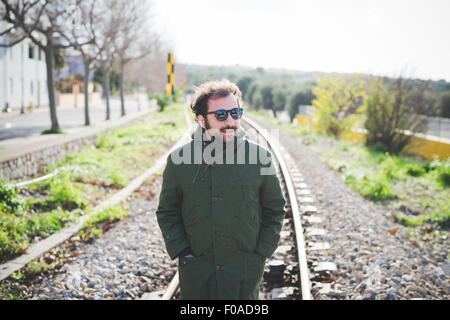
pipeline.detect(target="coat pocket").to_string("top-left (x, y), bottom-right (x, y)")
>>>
top-left (178, 255), bottom-right (213, 300)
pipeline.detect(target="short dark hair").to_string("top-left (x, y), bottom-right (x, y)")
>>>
top-left (190, 80), bottom-right (243, 117)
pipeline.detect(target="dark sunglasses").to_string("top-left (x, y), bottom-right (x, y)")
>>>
top-left (204, 108), bottom-right (243, 121)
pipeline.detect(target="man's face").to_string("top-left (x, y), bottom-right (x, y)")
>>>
top-left (197, 94), bottom-right (240, 142)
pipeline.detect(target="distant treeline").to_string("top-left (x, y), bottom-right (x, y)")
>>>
top-left (184, 65), bottom-right (450, 119)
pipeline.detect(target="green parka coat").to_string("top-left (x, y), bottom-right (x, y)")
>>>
top-left (156, 124), bottom-right (286, 300)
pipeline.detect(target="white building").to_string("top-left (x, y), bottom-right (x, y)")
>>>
top-left (0, 35), bottom-right (49, 112)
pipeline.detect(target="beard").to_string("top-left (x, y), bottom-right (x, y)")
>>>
top-left (204, 117), bottom-right (237, 143)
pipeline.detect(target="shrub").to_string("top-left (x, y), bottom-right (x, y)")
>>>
top-left (96, 133), bottom-right (116, 150)
top-left (0, 179), bottom-right (24, 214)
top-left (312, 74), bottom-right (366, 137)
top-left (47, 173), bottom-right (86, 209)
top-left (346, 173), bottom-right (398, 201)
top-left (437, 163), bottom-right (450, 188)
top-left (364, 77), bottom-right (425, 154)
top-left (405, 164), bottom-right (426, 177)
top-left (369, 142), bottom-right (388, 154)
top-left (0, 213), bottom-right (29, 258)
top-left (156, 94), bottom-right (169, 112)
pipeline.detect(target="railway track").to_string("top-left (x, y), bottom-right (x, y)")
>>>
top-left (154, 115), bottom-right (330, 300)
top-left (3, 109), bottom-right (444, 301)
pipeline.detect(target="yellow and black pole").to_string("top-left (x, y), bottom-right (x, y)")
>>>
top-left (166, 52), bottom-right (174, 102)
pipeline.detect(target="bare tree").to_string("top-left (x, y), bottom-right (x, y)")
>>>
top-left (94, 0), bottom-right (121, 120)
top-left (113, 0), bottom-right (156, 116)
top-left (125, 40), bottom-right (181, 95)
top-left (60, 0), bottom-right (97, 125)
top-left (0, 0), bottom-right (91, 132)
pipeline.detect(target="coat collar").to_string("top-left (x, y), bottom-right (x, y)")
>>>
top-left (190, 123), bottom-right (247, 184)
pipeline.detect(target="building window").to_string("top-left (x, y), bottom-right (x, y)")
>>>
top-left (10, 78), bottom-right (13, 96)
top-left (28, 44), bottom-right (34, 59)
top-left (38, 48), bottom-right (42, 60)
top-left (9, 46), bottom-right (13, 59)
top-left (30, 81), bottom-right (34, 95)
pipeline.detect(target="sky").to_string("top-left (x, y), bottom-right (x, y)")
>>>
top-left (150, 0), bottom-right (450, 81)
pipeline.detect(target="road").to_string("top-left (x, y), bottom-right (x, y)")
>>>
top-left (0, 98), bottom-right (156, 141)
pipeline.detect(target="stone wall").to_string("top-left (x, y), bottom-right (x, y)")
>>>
top-left (0, 135), bottom-right (98, 181)
top-left (0, 108), bottom-right (153, 182)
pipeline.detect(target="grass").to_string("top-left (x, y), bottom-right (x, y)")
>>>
top-left (77, 205), bottom-right (128, 242)
top-left (41, 129), bottom-right (66, 135)
top-left (0, 103), bottom-right (188, 262)
top-left (312, 138), bottom-right (449, 228)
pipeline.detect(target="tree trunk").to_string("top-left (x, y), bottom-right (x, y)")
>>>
top-left (45, 38), bottom-right (60, 132)
top-left (272, 109), bottom-right (277, 118)
top-left (103, 65), bottom-right (111, 120)
top-left (120, 61), bottom-right (125, 116)
top-left (83, 57), bottom-right (90, 126)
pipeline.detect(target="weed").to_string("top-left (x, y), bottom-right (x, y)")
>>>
top-left (437, 164), bottom-right (450, 188)
top-left (0, 179), bottom-right (25, 214)
top-left (78, 205), bottom-right (127, 241)
top-left (10, 269), bottom-right (24, 280)
top-left (405, 164), bottom-right (426, 177)
top-left (0, 283), bottom-right (22, 300)
top-left (346, 173), bottom-right (398, 201)
top-left (48, 173), bottom-right (85, 209)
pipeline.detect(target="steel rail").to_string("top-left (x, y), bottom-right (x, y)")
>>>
top-left (242, 116), bottom-right (312, 300)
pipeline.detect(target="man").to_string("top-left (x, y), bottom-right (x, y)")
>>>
top-left (156, 80), bottom-right (286, 300)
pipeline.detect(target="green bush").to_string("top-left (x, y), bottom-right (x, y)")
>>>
top-left (364, 77), bottom-right (425, 154)
top-left (47, 173), bottom-right (86, 209)
top-left (156, 94), bottom-right (169, 112)
top-left (0, 208), bottom-right (79, 259)
top-left (0, 180), bottom-right (25, 214)
top-left (96, 133), bottom-right (116, 150)
top-left (26, 210), bottom-right (68, 238)
top-left (405, 164), bottom-right (426, 177)
top-left (437, 164), bottom-right (450, 188)
top-left (346, 173), bottom-right (398, 201)
top-left (369, 141), bottom-right (388, 154)
top-left (420, 158), bottom-right (442, 173)
top-left (0, 214), bottom-right (29, 258)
